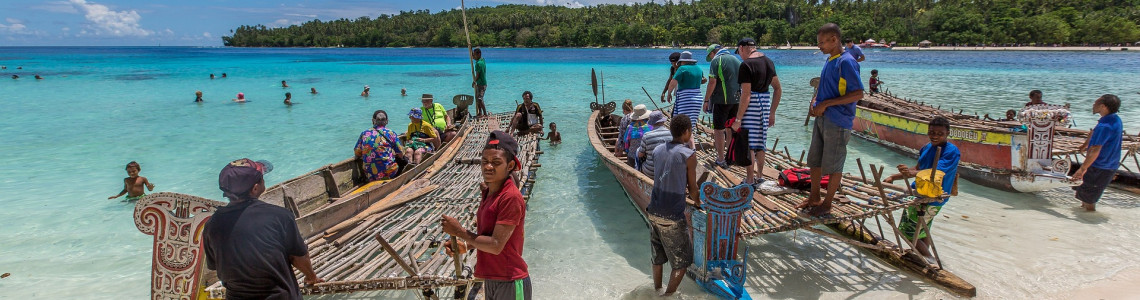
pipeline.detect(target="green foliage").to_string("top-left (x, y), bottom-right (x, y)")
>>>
top-left (223, 1), bottom-right (1140, 47)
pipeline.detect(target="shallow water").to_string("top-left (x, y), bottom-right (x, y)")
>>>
top-left (0, 47), bottom-right (1138, 299)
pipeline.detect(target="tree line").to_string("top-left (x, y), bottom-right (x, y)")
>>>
top-left (222, 0), bottom-right (1140, 47)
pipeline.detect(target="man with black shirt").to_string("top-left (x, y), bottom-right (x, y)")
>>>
top-left (203, 158), bottom-right (322, 299)
top-left (510, 91), bottom-right (544, 135)
top-left (731, 38), bottom-right (783, 187)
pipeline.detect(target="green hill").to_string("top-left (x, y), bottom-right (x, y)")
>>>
top-left (223, 0), bottom-right (1140, 47)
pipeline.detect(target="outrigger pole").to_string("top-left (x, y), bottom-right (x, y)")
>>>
top-left (461, 0), bottom-right (477, 101)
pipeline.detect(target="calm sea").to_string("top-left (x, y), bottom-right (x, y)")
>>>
top-left (1, 47), bottom-right (1138, 299)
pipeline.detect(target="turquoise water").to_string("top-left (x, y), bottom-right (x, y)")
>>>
top-left (1, 47), bottom-right (1138, 299)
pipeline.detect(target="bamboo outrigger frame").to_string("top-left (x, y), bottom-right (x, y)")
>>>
top-left (587, 102), bottom-right (977, 297)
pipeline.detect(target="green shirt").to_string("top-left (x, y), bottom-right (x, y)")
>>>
top-left (423, 103), bottom-right (448, 130)
top-left (475, 58), bottom-right (487, 86)
top-left (709, 52), bottom-right (742, 104)
top-left (672, 64), bottom-right (704, 90)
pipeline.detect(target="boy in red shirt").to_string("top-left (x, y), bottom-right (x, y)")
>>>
top-left (441, 131), bottom-right (530, 300)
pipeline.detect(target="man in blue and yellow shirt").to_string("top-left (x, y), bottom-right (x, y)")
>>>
top-left (798, 23), bottom-right (865, 216)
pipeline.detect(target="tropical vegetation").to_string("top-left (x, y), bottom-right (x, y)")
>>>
top-left (223, 0), bottom-right (1140, 47)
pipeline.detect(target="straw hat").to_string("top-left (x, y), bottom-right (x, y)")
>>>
top-left (631, 104), bottom-right (650, 120)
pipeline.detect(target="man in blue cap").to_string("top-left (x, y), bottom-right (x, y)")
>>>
top-left (203, 158), bottom-right (322, 299)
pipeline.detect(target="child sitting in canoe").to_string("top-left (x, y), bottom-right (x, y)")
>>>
top-left (885, 116), bottom-right (959, 266)
top-left (108, 161), bottom-right (155, 201)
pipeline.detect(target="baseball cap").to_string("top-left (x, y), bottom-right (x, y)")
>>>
top-left (486, 131), bottom-right (520, 171)
top-left (668, 52), bottom-right (681, 63)
top-left (737, 38), bottom-right (757, 46)
top-left (219, 158), bottom-right (273, 201)
top-left (705, 44), bottom-right (722, 62)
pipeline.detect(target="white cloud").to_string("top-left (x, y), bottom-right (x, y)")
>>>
top-left (6, 18), bottom-right (22, 24)
top-left (69, 0), bottom-right (152, 37)
top-left (269, 18), bottom-right (302, 28)
top-left (285, 13), bottom-right (318, 18)
top-left (0, 23), bottom-right (28, 33)
top-left (202, 32), bottom-right (212, 38)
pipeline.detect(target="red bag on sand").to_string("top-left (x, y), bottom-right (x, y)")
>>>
top-left (778, 168), bottom-right (829, 190)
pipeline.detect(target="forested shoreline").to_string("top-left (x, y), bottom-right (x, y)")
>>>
top-left (223, 0), bottom-right (1140, 47)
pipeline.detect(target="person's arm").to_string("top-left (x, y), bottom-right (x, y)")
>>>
top-left (143, 177), bottom-right (155, 191)
top-left (666, 79), bottom-right (679, 101)
top-left (441, 197), bottom-right (522, 255)
top-left (812, 90), bottom-right (863, 116)
top-left (732, 82), bottom-right (752, 131)
top-left (686, 153), bottom-right (699, 204)
top-left (203, 232), bottom-right (216, 271)
top-left (704, 76), bottom-right (718, 111)
top-left (290, 254), bottom-right (323, 285)
top-left (1074, 146), bottom-right (1102, 179)
top-left (769, 76), bottom-right (782, 126)
top-left (109, 180), bottom-right (127, 199)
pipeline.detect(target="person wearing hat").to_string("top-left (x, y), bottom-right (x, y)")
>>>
top-left (615, 99), bottom-right (636, 157)
top-left (620, 104), bottom-right (653, 167)
top-left (509, 91), bottom-right (544, 135)
top-left (356, 110), bottom-right (405, 181)
top-left (703, 43), bottom-right (743, 168)
top-left (731, 37), bottom-right (783, 188)
top-left (404, 107), bottom-right (440, 164)
top-left (232, 92), bottom-right (247, 103)
top-left (636, 110), bottom-right (672, 177)
top-left (420, 93), bottom-right (453, 139)
top-left (659, 52), bottom-right (682, 103)
top-left (203, 158), bottom-right (322, 299)
top-left (361, 85), bottom-right (370, 97)
top-left (666, 51), bottom-right (705, 142)
top-left (441, 131), bottom-right (531, 300)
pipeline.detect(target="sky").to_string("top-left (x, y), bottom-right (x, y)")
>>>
top-left (0, 0), bottom-right (643, 46)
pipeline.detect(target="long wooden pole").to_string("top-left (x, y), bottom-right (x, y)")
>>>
top-left (460, 0), bottom-right (477, 98)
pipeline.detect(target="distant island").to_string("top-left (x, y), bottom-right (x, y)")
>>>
top-left (223, 0), bottom-right (1140, 48)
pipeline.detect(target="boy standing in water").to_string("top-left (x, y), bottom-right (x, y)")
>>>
top-left (546, 122), bottom-right (562, 145)
top-left (647, 115), bottom-right (699, 296)
top-left (109, 161), bottom-right (155, 201)
top-left (869, 69), bottom-right (883, 94)
top-left (441, 131), bottom-right (531, 300)
top-left (886, 117), bottom-right (960, 265)
top-left (1073, 94), bottom-right (1123, 212)
top-left (798, 23), bottom-right (864, 216)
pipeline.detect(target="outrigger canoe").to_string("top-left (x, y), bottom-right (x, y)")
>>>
top-left (133, 104), bottom-right (471, 299)
top-left (588, 99), bottom-right (976, 298)
top-left (855, 92), bottom-right (1140, 193)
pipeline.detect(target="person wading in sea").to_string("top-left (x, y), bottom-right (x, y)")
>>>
top-left (1073, 94), bottom-right (1123, 212)
top-left (646, 114), bottom-right (699, 297)
top-left (797, 23), bottom-right (864, 216)
top-left (703, 43), bottom-right (742, 168)
top-left (203, 158), bottom-right (322, 299)
top-left (1025, 90), bottom-right (1048, 107)
top-left (731, 38), bottom-right (782, 187)
top-left (441, 131), bottom-right (531, 300)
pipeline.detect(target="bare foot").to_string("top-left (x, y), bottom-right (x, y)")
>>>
top-left (807, 203), bottom-right (832, 217)
top-left (1082, 202), bottom-right (1096, 212)
top-left (795, 199), bottom-right (822, 210)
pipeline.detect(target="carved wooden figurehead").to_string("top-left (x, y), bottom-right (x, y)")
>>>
top-left (134, 192), bottom-right (226, 300)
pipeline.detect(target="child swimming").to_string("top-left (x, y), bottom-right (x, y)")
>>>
top-left (108, 161), bottom-right (155, 201)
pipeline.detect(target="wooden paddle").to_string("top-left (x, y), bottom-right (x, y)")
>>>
top-left (591, 68), bottom-right (599, 105)
top-left (803, 77), bottom-right (822, 126)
